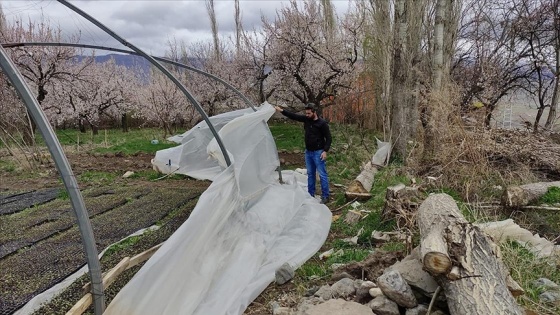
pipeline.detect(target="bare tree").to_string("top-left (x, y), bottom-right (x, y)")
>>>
top-left (390, 0), bottom-right (428, 160)
top-left (514, 0), bottom-right (557, 132)
top-left (206, 0), bottom-right (221, 60)
top-left (0, 2), bottom-right (5, 30)
top-left (262, 0), bottom-right (360, 113)
top-left (453, 0), bottom-right (533, 127)
top-left (0, 15), bottom-right (81, 144)
top-left (545, 0), bottom-right (560, 129)
top-left (234, 0), bottom-right (242, 54)
top-left (237, 29), bottom-right (276, 103)
top-left (320, 0), bottom-right (335, 42)
top-left (56, 57), bottom-right (137, 134)
top-left (359, 0), bottom-right (393, 132)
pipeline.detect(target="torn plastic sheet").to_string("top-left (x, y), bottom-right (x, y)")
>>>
top-left (105, 103), bottom-right (332, 314)
top-left (152, 106), bottom-right (258, 180)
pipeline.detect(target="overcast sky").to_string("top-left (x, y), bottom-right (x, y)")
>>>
top-left (1, 0), bottom-right (351, 56)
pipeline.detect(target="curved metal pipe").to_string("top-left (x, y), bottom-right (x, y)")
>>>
top-left (0, 46), bottom-right (106, 314)
top-left (1, 42), bottom-right (256, 111)
top-left (57, 0), bottom-right (232, 168)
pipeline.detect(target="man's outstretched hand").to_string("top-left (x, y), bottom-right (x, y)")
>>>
top-left (274, 106), bottom-right (283, 112)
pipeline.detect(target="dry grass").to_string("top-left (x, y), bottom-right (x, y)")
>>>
top-left (411, 85), bottom-right (540, 203)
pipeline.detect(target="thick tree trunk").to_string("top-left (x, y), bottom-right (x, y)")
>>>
top-left (533, 106), bottom-right (544, 133)
top-left (545, 7), bottom-right (560, 130)
top-left (121, 113), bottom-right (129, 133)
top-left (345, 162), bottom-right (378, 201)
top-left (501, 181), bottom-right (560, 208)
top-left (345, 140), bottom-right (390, 201)
top-left (418, 194), bottom-right (523, 315)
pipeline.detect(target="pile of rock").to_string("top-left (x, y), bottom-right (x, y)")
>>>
top-left (272, 248), bottom-right (446, 315)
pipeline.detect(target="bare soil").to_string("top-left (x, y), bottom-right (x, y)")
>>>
top-left (4, 128), bottom-right (560, 314)
top-left (0, 150), bottom-right (310, 315)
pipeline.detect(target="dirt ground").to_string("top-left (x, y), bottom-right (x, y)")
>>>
top-left (0, 150), bottom-right (307, 315)
top-left (3, 128), bottom-right (560, 314)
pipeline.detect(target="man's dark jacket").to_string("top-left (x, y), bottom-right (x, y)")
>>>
top-left (280, 110), bottom-right (332, 152)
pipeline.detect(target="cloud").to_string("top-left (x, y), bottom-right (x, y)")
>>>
top-left (1, 0), bottom-right (350, 56)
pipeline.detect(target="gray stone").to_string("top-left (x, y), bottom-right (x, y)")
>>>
top-left (405, 304), bottom-right (429, 315)
top-left (331, 271), bottom-right (354, 282)
top-left (367, 295), bottom-right (399, 315)
top-left (314, 285), bottom-right (333, 301)
top-left (295, 297), bottom-right (323, 315)
top-left (272, 302), bottom-right (293, 315)
top-left (276, 263), bottom-right (295, 285)
top-left (304, 286), bottom-right (320, 297)
top-left (356, 281), bottom-right (377, 302)
top-left (377, 270), bottom-right (418, 308)
top-left (539, 291), bottom-right (560, 304)
top-left (387, 258), bottom-right (438, 295)
top-left (301, 299), bottom-right (373, 315)
top-left (533, 278), bottom-right (560, 290)
top-left (331, 278), bottom-right (356, 298)
top-left (369, 287), bottom-right (383, 298)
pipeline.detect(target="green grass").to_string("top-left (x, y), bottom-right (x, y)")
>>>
top-left (326, 248), bottom-right (371, 265)
top-left (0, 159), bottom-right (16, 172)
top-left (296, 259), bottom-right (330, 280)
top-left (540, 187), bottom-right (560, 204)
top-left (36, 128), bottom-right (179, 155)
top-left (58, 189), bottom-right (69, 200)
top-left (103, 234), bottom-right (144, 257)
top-left (269, 122), bottom-right (305, 152)
top-left (501, 241), bottom-right (560, 314)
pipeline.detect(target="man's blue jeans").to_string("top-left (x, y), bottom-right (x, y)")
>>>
top-left (305, 149), bottom-right (329, 199)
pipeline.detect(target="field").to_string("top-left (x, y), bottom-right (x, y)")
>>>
top-left (1, 121), bottom-right (560, 315)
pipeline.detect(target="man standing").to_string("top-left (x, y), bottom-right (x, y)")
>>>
top-left (275, 103), bottom-right (332, 204)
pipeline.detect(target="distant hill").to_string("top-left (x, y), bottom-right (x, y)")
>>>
top-left (73, 54), bottom-right (151, 73)
top-left (74, 54), bottom-right (203, 74)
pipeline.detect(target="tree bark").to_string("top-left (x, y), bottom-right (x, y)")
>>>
top-left (545, 1), bottom-right (560, 129)
top-left (418, 194), bottom-right (523, 315)
top-left (121, 113), bottom-right (129, 133)
top-left (501, 181), bottom-right (560, 208)
top-left (345, 162), bottom-right (377, 201)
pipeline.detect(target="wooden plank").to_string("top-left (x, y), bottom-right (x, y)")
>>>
top-left (71, 244), bottom-right (162, 315)
top-left (74, 258), bottom-right (130, 314)
top-left (65, 294), bottom-right (92, 315)
top-left (103, 257), bottom-right (130, 289)
top-left (128, 243), bottom-right (162, 269)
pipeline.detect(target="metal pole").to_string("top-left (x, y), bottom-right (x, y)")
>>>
top-left (56, 0), bottom-right (232, 166)
top-left (1, 42), bottom-right (257, 111)
top-left (0, 46), bottom-right (106, 314)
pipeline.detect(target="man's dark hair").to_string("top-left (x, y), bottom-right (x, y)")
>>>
top-left (305, 103), bottom-right (316, 112)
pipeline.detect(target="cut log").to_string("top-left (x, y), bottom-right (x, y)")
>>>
top-left (417, 194), bottom-right (460, 275)
top-left (418, 194), bottom-right (524, 315)
top-left (356, 161), bottom-right (378, 192)
top-left (345, 162), bottom-right (378, 201)
top-left (501, 181), bottom-right (560, 208)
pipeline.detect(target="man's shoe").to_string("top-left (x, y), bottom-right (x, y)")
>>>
top-left (320, 197), bottom-right (329, 204)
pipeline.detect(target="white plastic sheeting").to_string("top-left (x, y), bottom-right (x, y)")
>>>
top-left (105, 103), bottom-right (332, 315)
top-left (152, 106), bottom-right (257, 180)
